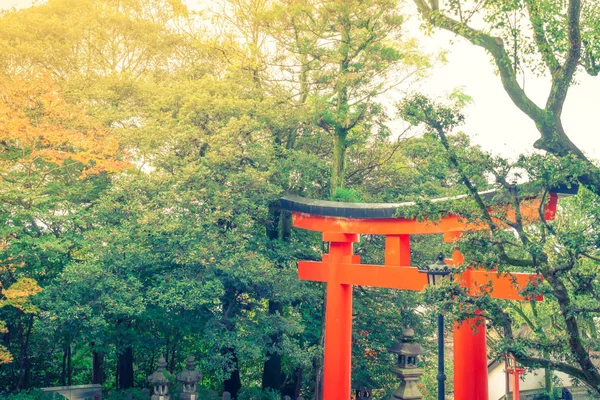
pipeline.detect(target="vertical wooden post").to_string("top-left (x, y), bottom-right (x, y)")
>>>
top-left (322, 233), bottom-right (357, 400)
top-left (453, 315), bottom-right (488, 400)
top-left (385, 234), bottom-right (410, 266)
top-left (512, 371), bottom-right (520, 400)
top-left (445, 231), bottom-right (488, 400)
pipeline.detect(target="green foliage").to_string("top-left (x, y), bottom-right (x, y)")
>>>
top-left (103, 389), bottom-right (149, 400)
top-left (8, 0), bottom-right (600, 398)
top-left (331, 188), bottom-right (363, 202)
top-left (399, 92), bottom-right (600, 395)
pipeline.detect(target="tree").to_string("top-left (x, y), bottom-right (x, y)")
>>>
top-left (0, 74), bottom-right (126, 389)
top-left (412, 0), bottom-right (600, 196)
top-left (400, 93), bottom-right (600, 395)
top-left (0, 0), bottom-right (191, 126)
top-left (0, 2), bottom-right (448, 398)
top-left (268, 0), bottom-right (430, 196)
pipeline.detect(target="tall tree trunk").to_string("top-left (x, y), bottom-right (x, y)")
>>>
top-left (16, 315), bottom-right (34, 390)
top-left (92, 346), bottom-right (105, 385)
top-left (545, 367), bottom-right (552, 394)
top-left (67, 344), bottom-right (72, 386)
top-left (330, 129), bottom-right (348, 197)
top-left (262, 202), bottom-right (285, 392)
top-left (223, 347), bottom-right (242, 399)
top-left (281, 367), bottom-right (303, 398)
top-left (168, 342), bottom-right (176, 374)
top-left (262, 301), bottom-right (283, 392)
top-left (314, 358), bottom-right (324, 400)
top-left (61, 343), bottom-right (72, 386)
top-left (117, 346), bottom-right (134, 389)
top-left (222, 289), bottom-right (241, 399)
top-left (61, 347), bottom-right (68, 386)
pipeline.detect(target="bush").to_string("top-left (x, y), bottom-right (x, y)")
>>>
top-left (2, 389), bottom-right (67, 400)
top-left (103, 388), bottom-right (149, 400)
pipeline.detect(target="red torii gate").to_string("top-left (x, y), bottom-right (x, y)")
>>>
top-left (280, 188), bottom-right (571, 400)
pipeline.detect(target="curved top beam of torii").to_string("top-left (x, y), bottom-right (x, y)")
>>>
top-left (280, 185), bottom-right (577, 236)
top-left (280, 184), bottom-right (578, 219)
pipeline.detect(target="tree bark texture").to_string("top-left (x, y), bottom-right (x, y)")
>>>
top-left (16, 315), bottom-right (34, 390)
top-left (92, 347), bottom-right (105, 385)
top-left (117, 346), bottom-right (134, 390)
top-left (331, 130), bottom-right (347, 197)
top-left (223, 347), bottom-right (242, 400)
top-left (262, 300), bottom-right (283, 392)
top-left (413, 0), bottom-right (600, 198)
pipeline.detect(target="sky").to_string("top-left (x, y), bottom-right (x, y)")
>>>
top-left (2, 0), bottom-right (599, 160)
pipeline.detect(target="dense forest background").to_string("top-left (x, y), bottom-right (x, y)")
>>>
top-left (1, 0), bottom-right (599, 399)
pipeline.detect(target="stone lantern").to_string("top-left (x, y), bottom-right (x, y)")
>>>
top-left (148, 357), bottom-right (171, 400)
top-left (176, 355), bottom-right (202, 400)
top-left (388, 328), bottom-right (425, 400)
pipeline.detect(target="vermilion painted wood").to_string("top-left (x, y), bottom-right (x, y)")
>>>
top-left (292, 193), bottom-right (558, 400)
top-left (299, 262), bottom-right (427, 291)
top-left (460, 269), bottom-right (543, 301)
top-left (384, 234), bottom-right (411, 266)
top-left (299, 261), bottom-right (541, 301)
top-left (293, 196), bottom-right (554, 236)
top-left (454, 313), bottom-right (488, 400)
top-left (322, 242), bottom-right (354, 400)
top-left (293, 212), bottom-right (477, 235)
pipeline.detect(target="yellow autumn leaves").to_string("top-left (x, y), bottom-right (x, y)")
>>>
top-left (0, 74), bottom-right (129, 177)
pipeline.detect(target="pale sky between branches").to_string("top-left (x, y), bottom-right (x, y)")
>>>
top-left (3, 0), bottom-right (599, 160)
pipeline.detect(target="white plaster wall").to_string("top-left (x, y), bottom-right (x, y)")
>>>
top-left (554, 370), bottom-right (573, 387)
top-left (490, 362), bottom-right (576, 399)
top-left (489, 363), bottom-right (548, 399)
top-left (488, 363), bottom-right (507, 400)
top-left (511, 368), bottom-right (547, 392)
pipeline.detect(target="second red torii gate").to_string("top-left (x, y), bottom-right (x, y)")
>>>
top-left (280, 188), bottom-right (573, 400)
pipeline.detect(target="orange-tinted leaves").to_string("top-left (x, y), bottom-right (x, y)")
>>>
top-left (0, 74), bottom-right (129, 177)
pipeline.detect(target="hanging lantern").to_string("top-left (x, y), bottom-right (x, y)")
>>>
top-left (417, 253), bottom-right (452, 287)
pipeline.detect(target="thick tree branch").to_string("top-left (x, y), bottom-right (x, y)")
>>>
top-left (516, 355), bottom-right (593, 384)
top-left (430, 122), bottom-right (535, 267)
top-left (545, 0), bottom-right (582, 115)
top-left (415, 0), bottom-right (600, 198)
top-left (571, 306), bottom-right (600, 314)
top-left (492, 301), bottom-right (600, 391)
top-left (582, 39), bottom-right (600, 76)
top-left (413, 0), bottom-right (545, 123)
top-left (581, 252), bottom-right (600, 262)
top-left (544, 270), bottom-right (600, 389)
top-left (524, 0), bottom-right (560, 76)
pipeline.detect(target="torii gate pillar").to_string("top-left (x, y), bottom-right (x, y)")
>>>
top-left (323, 237), bottom-right (356, 399)
top-left (454, 315), bottom-right (488, 399)
top-left (446, 233), bottom-right (489, 399)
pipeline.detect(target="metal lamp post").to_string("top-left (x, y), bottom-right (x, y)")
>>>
top-left (418, 253), bottom-right (452, 400)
